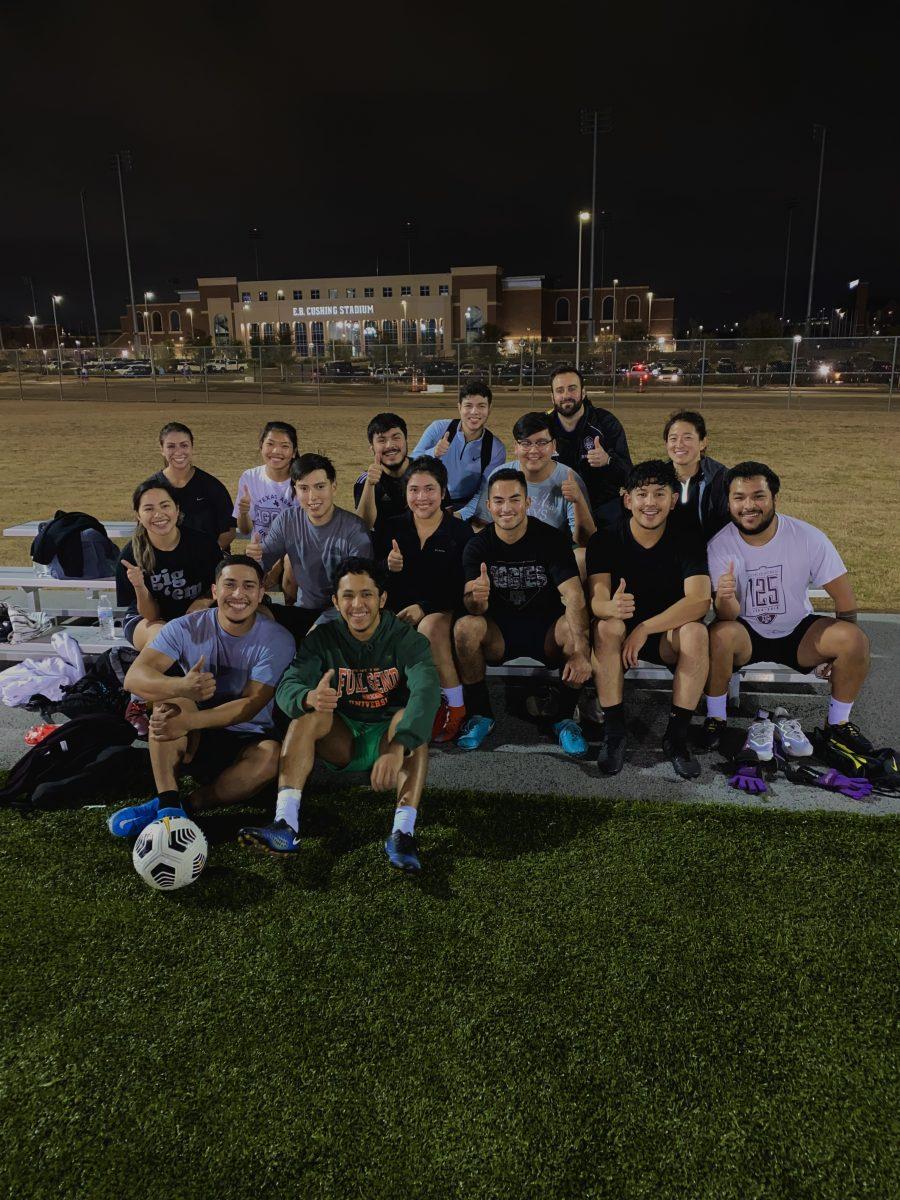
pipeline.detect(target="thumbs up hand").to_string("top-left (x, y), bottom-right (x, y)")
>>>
top-left (308, 668), bottom-right (339, 712)
top-left (717, 559), bottom-right (737, 602)
top-left (366, 449), bottom-right (384, 487)
top-left (610, 577), bottom-right (636, 620)
top-left (561, 468), bottom-right (581, 503)
top-left (246, 532), bottom-right (263, 562)
top-left (433, 428), bottom-right (452, 459)
top-left (238, 486), bottom-right (252, 516)
top-left (470, 561), bottom-right (491, 608)
top-left (585, 435), bottom-right (611, 468)
top-left (387, 538), bottom-right (404, 572)
top-left (182, 655), bottom-right (216, 702)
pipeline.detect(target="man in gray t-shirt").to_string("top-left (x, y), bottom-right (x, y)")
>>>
top-left (107, 555), bottom-right (296, 839)
top-left (247, 452), bottom-right (372, 642)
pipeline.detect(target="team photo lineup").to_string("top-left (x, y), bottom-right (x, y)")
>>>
top-left (96, 361), bottom-right (879, 876)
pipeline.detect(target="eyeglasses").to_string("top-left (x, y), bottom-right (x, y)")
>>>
top-left (517, 438), bottom-right (553, 450)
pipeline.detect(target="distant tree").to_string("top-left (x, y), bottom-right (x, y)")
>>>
top-left (479, 323), bottom-right (508, 344)
top-left (741, 312), bottom-right (782, 338)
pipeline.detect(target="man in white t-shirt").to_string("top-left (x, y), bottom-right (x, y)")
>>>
top-left (702, 461), bottom-right (872, 758)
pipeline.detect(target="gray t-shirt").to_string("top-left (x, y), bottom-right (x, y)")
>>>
top-left (151, 608), bottom-right (295, 734)
top-left (475, 460), bottom-right (590, 536)
top-left (260, 505), bottom-right (373, 610)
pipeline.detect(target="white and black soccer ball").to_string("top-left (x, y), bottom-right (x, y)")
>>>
top-left (132, 815), bottom-right (208, 891)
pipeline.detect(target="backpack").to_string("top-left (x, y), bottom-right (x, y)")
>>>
top-left (24, 646), bottom-right (138, 721)
top-left (445, 420), bottom-right (494, 509)
top-left (0, 714), bottom-right (149, 813)
top-left (811, 728), bottom-right (900, 788)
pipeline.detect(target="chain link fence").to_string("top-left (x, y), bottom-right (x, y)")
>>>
top-left (1, 336), bottom-right (897, 408)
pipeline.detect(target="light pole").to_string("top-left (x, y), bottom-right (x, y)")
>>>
top-left (113, 150), bottom-right (140, 357)
top-left (611, 278), bottom-right (619, 344)
top-left (579, 107), bottom-right (613, 345)
top-left (780, 200), bottom-right (798, 326)
top-left (28, 315), bottom-right (39, 354)
top-left (804, 125), bottom-right (827, 335)
top-left (647, 291), bottom-right (654, 346)
top-left (186, 307), bottom-right (194, 339)
top-left (575, 210), bottom-right (590, 369)
top-left (50, 295), bottom-right (64, 399)
top-left (143, 291), bottom-right (155, 358)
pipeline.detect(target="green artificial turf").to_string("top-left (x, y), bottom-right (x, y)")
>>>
top-left (0, 788), bottom-right (897, 1200)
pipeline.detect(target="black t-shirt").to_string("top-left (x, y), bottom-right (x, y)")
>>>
top-left (150, 467), bottom-right (235, 542)
top-left (586, 516), bottom-right (708, 628)
top-left (374, 509), bottom-right (474, 615)
top-left (463, 517), bottom-right (578, 624)
top-left (353, 469), bottom-right (408, 527)
top-left (116, 526), bottom-right (223, 619)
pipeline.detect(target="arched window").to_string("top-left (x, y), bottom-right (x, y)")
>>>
top-left (401, 319), bottom-right (417, 345)
top-left (625, 294), bottom-right (640, 321)
top-left (579, 296), bottom-right (590, 321)
top-left (294, 322), bottom-right (308, 354)
top-left (364, 320), bottom-right (378, 343)
top-left (137, 312), bottom-right (146, 332)
top-left (262, 322), bottom-right (274, 342)
top-left (421, 317), bottom-right (437, 346)
top-left (382, 319), bottom-right (397, 345)
top-left (311, 321), bottom-right (325, 351)
top-left (601, 295), bottom-right (614, 321)
top-left (151, 311), bottom-right (163, 333)
top-left (555, 297), bottom-right (570, 323)
top-left (169, 310), bottom-right (181, 332)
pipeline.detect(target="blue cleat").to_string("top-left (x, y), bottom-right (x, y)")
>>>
top-left (384, 831), bottom-right (421, 872)
top-left (107, 796), bottom-right (187, 838)
top-left (238, 819), bottom-right (301, 856)
top-left (456, 715), bottom-right (495, 751)
top-left (553, 719), bottom-right (588, 758)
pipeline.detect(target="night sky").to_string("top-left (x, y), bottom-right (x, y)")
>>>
top-left (3, 6), bottom-right (897, 335)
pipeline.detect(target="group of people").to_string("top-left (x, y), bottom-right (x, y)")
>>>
top-left (106, 364), bottom-right (874, 872)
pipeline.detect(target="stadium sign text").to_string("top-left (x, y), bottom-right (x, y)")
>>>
top-left (292, 304), bottom-right (375, 317)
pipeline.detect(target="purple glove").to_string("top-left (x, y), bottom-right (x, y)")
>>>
top-left (814, 769), bottom-right (874, 800)
top-left (728, 764), bottom-right (767, 794)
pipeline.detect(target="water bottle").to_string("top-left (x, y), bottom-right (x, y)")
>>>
top-left (97, 603), bottom-right (116, 639)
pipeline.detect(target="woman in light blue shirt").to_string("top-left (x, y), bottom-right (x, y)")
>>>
top-left (412, 382), bottom-right (506, 520)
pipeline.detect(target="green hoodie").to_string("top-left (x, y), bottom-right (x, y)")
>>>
top-left (276, 610), bottom-right (440, 752)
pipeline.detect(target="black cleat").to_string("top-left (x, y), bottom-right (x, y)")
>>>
top-left (596, 727), bottom-right (628, 776)
top-left (663, 734), bottom-right (701, 780)
top-left (697, 716), bottom-right (727, 752)
top-left (823, 721), bottom-right (874, 755)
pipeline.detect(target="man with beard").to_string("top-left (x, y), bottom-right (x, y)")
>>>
top-left (546, 365), bottom-right (632, 529)
top-left (107, 556), bottom-right (295, 837)
top-left (702, 461), bottom-right (873, 758)
top-left (588, 460), bottom-right (711, 779)
top-left (354, 412), bottom-right (412, 530)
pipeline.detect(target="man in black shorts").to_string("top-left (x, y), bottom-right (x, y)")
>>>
top-left (354, 413), bottom-right (411, 529)
top-left (106, 555), bottom-right (296, 838)
top-left (454, 469), bottom-right (592, 755)
top-left (588, 459), bottom-right (711, 778)
top-left (702, 461), bottom-right (873, 759)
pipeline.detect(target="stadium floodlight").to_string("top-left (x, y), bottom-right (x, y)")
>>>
top-left (575, 211), bottom-right (591, 369)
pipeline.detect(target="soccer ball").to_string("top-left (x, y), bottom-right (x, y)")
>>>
top-left (132, 815), bottom-right (208, 891)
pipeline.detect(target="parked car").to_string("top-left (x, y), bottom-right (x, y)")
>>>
top-left (206, 360), bottom-right (246, 373)
top-left (715, 358), bottom-right (737, 374)
top-left (120, 363), bottom-right (153, 377)
top-left (656, 366), bottom-right (683, 383)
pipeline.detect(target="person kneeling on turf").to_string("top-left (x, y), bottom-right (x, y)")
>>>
top-left (588, 459), bottom-right (711, 779)
top-left (454, 468), bottom-right (592, 755)
top-left (107, 556), bottom-right (296, 838)
top-left (702, 460), bottom-right (872, 759)
top-left (239, 557), bottom-right (440, 872)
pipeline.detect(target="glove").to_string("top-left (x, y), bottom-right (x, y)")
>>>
top-left (728, 763), bottom-right (767, 794)
top-left (814, 769), bottom-right (874, 800)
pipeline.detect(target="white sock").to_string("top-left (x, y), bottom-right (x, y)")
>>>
top-left (827, 698), bottom-right (853, 726)
top-left (706, 693), bottom-right (728, 721)
top-left (392, 806), bottom-right (417, 836)
top-left (442, 685), bottom-right (464, 708)
top-left (275, 787), bottom-right (302, 832)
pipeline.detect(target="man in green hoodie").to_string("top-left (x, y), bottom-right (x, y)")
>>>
top-left (239, 556), bottom-right (440, 872)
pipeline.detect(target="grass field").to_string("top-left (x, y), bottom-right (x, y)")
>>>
top-left (1, 394), bottom-right (898, 609)
top-left (1, 788), bottom-right (897, 1199)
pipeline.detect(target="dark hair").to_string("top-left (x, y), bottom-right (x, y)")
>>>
top-left (487, 467), bottom-right (528, 496)
top-left (513, 411), bottom-right (555, 443)
top-left (549, 363), bottom-right (584, 389)
top-left (259, 420), bottom-right (298, 453)
top-left (366, 412), bottom-right (408, 443)
top-left (726, 461), bottom-right (781, 497)
top-left (215, 554), bottom-right (264, 583)
top-left (405, 455), bottom-right (448, 493)
top-left (291, 452), bottom-right (336, 483)
top-left (130, 478), bottom-right (181, 573)
top-left (625, 459), bottom-right (678, 492)
top-left (460, 380), bottom-right (492, 405)
top-left (158, 421), bottom-right (193, 445)
top-left (663, 410), bottom-right (707, 443)
top-left (331, 555), bottom-right (388, 596)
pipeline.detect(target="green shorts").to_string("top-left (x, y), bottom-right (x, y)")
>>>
top-left (324, 714), bottom-right (393, 774)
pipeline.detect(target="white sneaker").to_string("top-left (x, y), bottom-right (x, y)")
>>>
top-left (7, 605), bottom-right (54, 644)
top-left (772, 707), bottom-right (814, 758)
top-left (744, 716), bottom-right (775, 761)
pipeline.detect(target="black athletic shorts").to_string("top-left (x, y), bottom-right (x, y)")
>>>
top-left (495, 613), bottom-right (559, 664)
top-left (183, 727), bottom-right (280, 783)
top-left (634, 631), bottom-right (667, 666)
top-left (268, 603), bottom-right (325, 645)
top-left (738, 613), bottom-right (821, 672)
